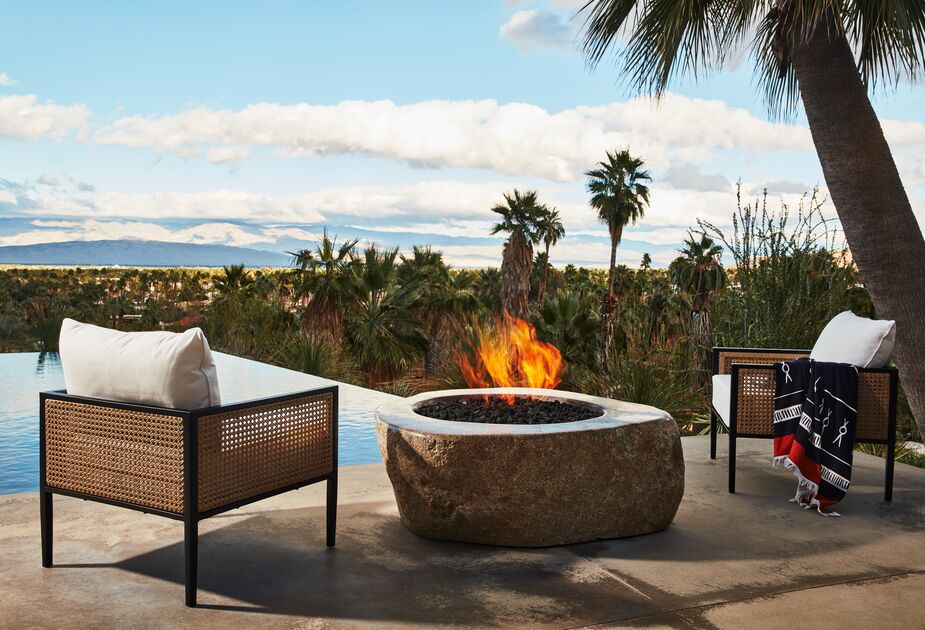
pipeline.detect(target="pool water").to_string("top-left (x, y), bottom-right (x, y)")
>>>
top-left (0, 352), bottom-right (394, 494)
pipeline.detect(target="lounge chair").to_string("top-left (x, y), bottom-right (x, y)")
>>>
top-left (710, 313), bottom-right (898, 500)
top-left (41, 320), bottom-right (338, 606)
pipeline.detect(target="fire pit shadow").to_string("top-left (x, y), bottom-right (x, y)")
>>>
top-left (376, 387), bottom-right (685, 547)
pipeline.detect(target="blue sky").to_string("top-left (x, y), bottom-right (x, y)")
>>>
top-left (2, 0), bottom-right (924, 268)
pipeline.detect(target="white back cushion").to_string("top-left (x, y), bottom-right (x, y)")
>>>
top-left (59, 318), bottom-right (221, 410)
top-left (810, 311), bottom-right (896, 368)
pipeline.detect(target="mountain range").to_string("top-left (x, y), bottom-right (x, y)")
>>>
top-left (0, 240), bottom-right (291, 268)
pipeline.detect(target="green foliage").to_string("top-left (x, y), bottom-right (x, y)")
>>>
top-left (577, 350), bottom-right (703, 424)
top-left (856, 440), bottom-right (925, 470)
top-left (704, 187), bottom-right (867, 350)
top-left (578, 0), bottom-right (925, 118)
top-left (27, 301), bottom-right (74, 352)
top-left (1, 185), bottom-right (909, 445)
top-left (282, 334), bottom-right (359, 385)
top-left (534, 290), bottom-right (599, 371)
top-left (585, 150), bottom-right (652, 245)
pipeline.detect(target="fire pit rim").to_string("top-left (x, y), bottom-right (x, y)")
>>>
top-left (376, 387), bottom-right (672, 436)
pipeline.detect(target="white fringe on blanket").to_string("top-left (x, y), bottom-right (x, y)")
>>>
top-left (772, 455), bottom-right (840, 517)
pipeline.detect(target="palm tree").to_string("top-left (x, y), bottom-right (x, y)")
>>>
top-left (670, 233), bottom-right (726, 384)
top-left (213, 264), bottom-right (254, 298)
top-left (491, 189), bottom-right (544, 319)
top-left (537, 289), bottom-right (600, 368)
top-left (534, 208), bottom-right (566, 302)
top-left (289, 230), bottom-right (358, 340)
top-left (345, 246), bottom-right (427, 386)
top-left (640, 253), bottom-right (652, 270)
top-left (585, 149), bottom-right (651, 369)
top-left (399, 247), bottom-right (481, 375)
top-left (578, 0), bottom-right (925, 447)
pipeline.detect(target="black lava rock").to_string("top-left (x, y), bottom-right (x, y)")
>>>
top-left (415, 396), bottom-right (602, 425)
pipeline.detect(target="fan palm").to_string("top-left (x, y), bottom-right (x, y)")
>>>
top-left (213, 264), bottom-right (254, 298)
top-left (289, 230), bottom-right (358, 340)
top-left (534, 207), bottom-right (566, 302)
top-left (578, 0), bottom-right (925, 444)
top-left (491, 189), bottom-right (545, 318)
top-left (670, 233), bottom-right (726, 383)
top-left (537, 289), bottom-right (600, 368)
top-left (345, 246), bottom-right (427, 386)
top-left (585, 149), bottom-right (651, 368)
top-left (399, 246), bottom-right (481, 374)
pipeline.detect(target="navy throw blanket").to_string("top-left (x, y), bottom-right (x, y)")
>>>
top-left (773, 358), bottom-right (859, 515)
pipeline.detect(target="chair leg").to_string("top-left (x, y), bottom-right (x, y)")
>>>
top-left (728, 432), bottom-right (736, 493)
top-left (326, 474), bottom-right (337, 547)
top-left (40, 489), bottom-right (53, 568)
top-left (709, 411), bottom-right (717, 460)
top-left (184, 518), bottom-right (198, 607)
top-left (885, 436), bottom-right (895, 502)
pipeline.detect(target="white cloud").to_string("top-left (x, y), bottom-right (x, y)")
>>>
top-left (36, 174), bottom-right (60, 187)
top-left (206, 145), bottom-right (250, 167)
top-left (748, 180), bottom-right (812, 195)
top-left (0, 219), bottom-right (270, 248)
top-left (550, 0), bottom-right (591, 12)
top-left (92, 94), bottom-right (815, 182)
top-left (262, 226), bottom-right (324, 242)
top-left (5, 175), bottom-right (836, 250)
top-left (0, 73), bottom-right (15, 86)
top-left (0, 95), bottom-right (90, 140)
top-left (662, 163), bottom-right (731, 192)
top-left (500, 10), bottom-right (573, 51)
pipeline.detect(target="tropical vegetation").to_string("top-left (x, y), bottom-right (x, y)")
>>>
top-left (0, 178), bottom-right (919, 465)
top-left (578, 0), bottom-right (925, 455)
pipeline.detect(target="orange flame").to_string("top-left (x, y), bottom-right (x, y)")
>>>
top-left (460, 316), bottom-right (564, 403)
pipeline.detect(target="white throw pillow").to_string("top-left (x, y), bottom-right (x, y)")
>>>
top-left (58, 318), bottom-right (221, 410)
top-left (810, 311), bottom-right (896, 368)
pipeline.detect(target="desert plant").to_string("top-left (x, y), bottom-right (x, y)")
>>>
top-left (491, 189), bottom-right (545, 318)
top-left (578, 0), bottom-right (925, 442)
top-left (585, 149), bottom-right (651, 369)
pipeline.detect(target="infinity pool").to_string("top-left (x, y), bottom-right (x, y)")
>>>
top-left (0, 352), bottom-right (394, 494)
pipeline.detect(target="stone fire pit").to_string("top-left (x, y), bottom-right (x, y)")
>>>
top-left (375, 387), bottom-right (684, 547)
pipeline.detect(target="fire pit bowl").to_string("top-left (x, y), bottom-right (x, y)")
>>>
top-left (375, 387), bottom-right (684, 547)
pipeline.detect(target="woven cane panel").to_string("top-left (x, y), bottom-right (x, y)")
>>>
top-left (197, 392), bottom-right (334, 512)
top-left (856, 372), bottom-right (891, 440)
top-left (719, 351), bottom-right (808, 375)
top-left (731, 368), bottom-right (891, 440)
top-left (734, 367), bottom-right (776, 434)
top-left (44, 399), bottom-right (185, 513)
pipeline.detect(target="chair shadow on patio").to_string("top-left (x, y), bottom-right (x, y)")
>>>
top-left (22, 437), bottom-right (925, 627)
top-left (51, 500), bottom-right (666, 626)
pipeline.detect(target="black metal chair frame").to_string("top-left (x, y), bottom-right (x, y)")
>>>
top-left (709, 347), bottom-right (898, 501)
top-left (39, 386), bottom-right (338, 607)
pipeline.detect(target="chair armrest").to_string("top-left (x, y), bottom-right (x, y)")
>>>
top-left (713, 347), bottom-right (811, 375)
top-left (194, 387), bottom-right (338, 514)
top-left (41, 386), bottom-right (338, 516)
top-left (726, 364), bottom-right (897, 441)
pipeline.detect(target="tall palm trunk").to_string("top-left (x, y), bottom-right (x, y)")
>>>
top-left (538, 242), bottom-right (551, 303)
top-left (792, 21), bottom-right (925, 438)
top-left (599, 224), bottom-right (622, 369)
top-left (501, 232), bottom-right (532, 319)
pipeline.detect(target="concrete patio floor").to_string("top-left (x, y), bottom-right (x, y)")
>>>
top-left (1, 436), bottom-right (923, 629)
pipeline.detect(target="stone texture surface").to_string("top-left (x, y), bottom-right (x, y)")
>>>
top-left (1, 437), bottom-right (924, 628)
top-left (376, 394), bottom-right (685, 546)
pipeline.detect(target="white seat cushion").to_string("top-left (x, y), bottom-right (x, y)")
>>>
top-left (810, 310), bottom-right (896, 368)
top-left (711, 374), bottom-right (731, 427)
top-left (59, 318), bottom-right (221, 410)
